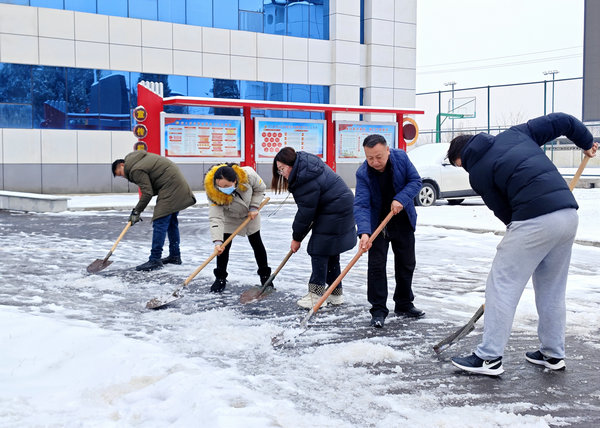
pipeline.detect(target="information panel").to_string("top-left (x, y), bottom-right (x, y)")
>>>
top-left (255, 118), bottom-right (326, 161)
top-left (336, 122), bottom-right (398, 163)
top-left (160, 113), bottom-right (243, 162)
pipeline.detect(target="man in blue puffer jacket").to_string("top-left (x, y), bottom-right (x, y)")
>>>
top-left (354, 134), bottom-right (424, 328)
top-left (447, 113), bottom-right (598, 376)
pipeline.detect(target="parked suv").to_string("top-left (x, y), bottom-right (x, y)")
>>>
top-left (408, 143), bottom-right (477, 207)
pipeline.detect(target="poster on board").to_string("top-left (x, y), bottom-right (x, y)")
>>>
top-left (160, 112), bottom-right (244, 162)
top-left (336, 122), bottom-right (398, 163)
top-left (255, 118), bottom-right (326, 161)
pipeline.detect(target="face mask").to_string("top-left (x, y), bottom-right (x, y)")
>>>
top-left (218, 185), bottom-right (236, 195)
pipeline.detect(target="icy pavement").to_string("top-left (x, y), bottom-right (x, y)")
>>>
top-left (1, 191), bottom-right (600, 427)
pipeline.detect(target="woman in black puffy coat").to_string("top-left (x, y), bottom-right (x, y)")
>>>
top-left (272, 147), bottom-right (356, 309)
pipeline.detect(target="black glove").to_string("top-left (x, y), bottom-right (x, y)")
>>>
top-left (129, 209), bottom-right (142, 225)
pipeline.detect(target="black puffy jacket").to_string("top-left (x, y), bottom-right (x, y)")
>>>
top-left (288, 151), bottom-right (356, 256)
top-left (461, 113), bottom-right (593, 225)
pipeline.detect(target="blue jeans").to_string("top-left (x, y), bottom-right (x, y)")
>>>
top-left (150, 212), bottom-right (180, 261)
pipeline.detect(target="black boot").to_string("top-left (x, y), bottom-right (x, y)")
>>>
top-left (161, 254), bottom-right (182, 265)
top-left (258, 267), bottom-right (272, 286)
top-left (135, 259), bottom-right (163, 272)
top-left (211, 278), bottom-right (227, 293)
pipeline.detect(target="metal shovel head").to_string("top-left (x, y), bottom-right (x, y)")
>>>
top-left (146, 291), bottom-right (183, 310)
top-left (240, 285), bottom-right (276, 304)
top-left (87, 259), bottom-right (113, 274)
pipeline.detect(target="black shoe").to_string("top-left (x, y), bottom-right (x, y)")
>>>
top-left (260, 274), bottom-right (273, 286)
top-left (135, 259), bottom-right (163, 271)
top-left (210, 278), bottom-right (227, 293)
top-left (525, 350), bottom-right (565, 370)
top-left (161, 255), bottom-right (182, 265)
top-left (370, 316), bottom-right (385, 328)
top-left (451, 353), bottom-right (504, 376)
top-left (395, 307), bottom-right (425, 318)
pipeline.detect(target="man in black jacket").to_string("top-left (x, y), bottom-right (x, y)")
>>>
top-left (446, 113), bottom-right (597, 376)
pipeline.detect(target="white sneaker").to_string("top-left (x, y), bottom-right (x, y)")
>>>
top-left (297, 292), bottom-right (327, 309)
top-left (326, 294), bottom-right (344, 305)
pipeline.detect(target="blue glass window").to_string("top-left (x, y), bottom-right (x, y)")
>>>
top-left (186, 0), bottom-right (212, 27)
top-left (33, 66), bottom-right (66, 129)
top-left (0, 63), bottom-right (31, 103)
top-left (286, 2), bottom-right (309, 38)
top-left (31, 0), bottom-right (63, 8)
top-left (213, 0), bottom-right (237, 30)
top-left (288, 83), bottom-right (310, 118)
top-left (98, 0), bottom-right (127, 17)
top-left (129, 0), bottom-right (158, 21)
top-left (158, 0), bottom-right (186, 24)
top-left (66, 67), bottom-right (98, 130)
top-left (1, 0), bottom-right (28, 5)
top-left (186, 76), bottom-right (213, 115)
top-left (65, 0), bottom-right (96, 13)
top-left (239, 10), bottom-right (263, 32)
top-left (265, 82), bottom-right (285, 117)
top-left (240, 0), bottom-right (263, 12)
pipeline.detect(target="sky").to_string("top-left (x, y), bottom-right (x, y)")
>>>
top-left (415, 0), bottom-right (586, 93)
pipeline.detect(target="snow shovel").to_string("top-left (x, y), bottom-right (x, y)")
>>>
top-left (87, 221), bottom-right (132, 273)
top-left (146, 197), bottom-right (270, 310)
top-left (239, 249), bottom-right (294, 304)
top-left (433, 155), bottom-right (590, 352)
top-left (433, 304), bottom-right (484, 354)
top-left (271, 210), bottom-right (395, 347)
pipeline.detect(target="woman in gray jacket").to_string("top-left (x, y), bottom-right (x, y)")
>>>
top-left (204, 163), bottom-right (271, 292)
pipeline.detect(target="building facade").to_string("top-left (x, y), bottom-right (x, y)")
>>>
top-left (0, 0), bottom-right (417, 193)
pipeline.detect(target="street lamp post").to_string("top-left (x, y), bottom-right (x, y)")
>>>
top-left (543, 70), bottom-right (559, 113)
top-left (444, 81), bottom-right (457, 139)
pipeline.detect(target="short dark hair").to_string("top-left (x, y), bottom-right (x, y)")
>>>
top-left (447, 135), bottom-right (473, 166)
top-left (271, 147), bottom-right (297, 193)
top-left (213, 164), bottom-right (238, 183)
top-left (111, 159), bottom-right (124, 176)
top-left (363, 134), bottom-right (387, 148)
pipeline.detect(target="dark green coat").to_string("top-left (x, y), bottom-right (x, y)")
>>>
top-left (124, 151), bottom-right (196, 221)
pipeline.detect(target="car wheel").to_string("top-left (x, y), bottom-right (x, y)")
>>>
top-left (447, 199), bottom-right (465, 206)
top-left (415, 183), bottom-right (437, 207)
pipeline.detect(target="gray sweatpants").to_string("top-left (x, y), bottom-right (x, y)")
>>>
top-left (476, 208), bottom-right (578, 360)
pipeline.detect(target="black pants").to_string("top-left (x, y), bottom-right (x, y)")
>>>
top-left (214, 230), bottom-right (270, 279)
top-left (309, 254), bottom-right (341, 290)
top-left (367, 226), bottom-right (416, 318)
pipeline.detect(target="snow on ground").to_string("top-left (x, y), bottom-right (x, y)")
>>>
top-left (1, 189), bottom-right (599, 427)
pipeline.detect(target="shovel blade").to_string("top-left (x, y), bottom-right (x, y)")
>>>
top-left (87, 259), bottom-right (113, 274)
top-left (146, 291), bottom-right (182, 310)
top-left (240, 285), bottom-right (276, 304)
top-left (433, 324), bottom-right (475, 354)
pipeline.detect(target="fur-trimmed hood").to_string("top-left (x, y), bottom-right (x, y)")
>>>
top-left (204, 164), bottom-right (249, 205)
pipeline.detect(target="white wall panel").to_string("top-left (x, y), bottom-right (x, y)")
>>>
top-left (38, 8), bottom-right (74, 40)
top-left (75, 13), bottom-right (109, 43)
top-left (394, 0), bottom-right (417, 23)
top-left (142, 20), bottom-right (173, 50)
top-left (308, 39), bottom-right (332, 63)
top-left (365, 0), bottom-right (395, 20)
top-left (332, 40), bottom-right (360, 64)
top-left (0, 130), bottom-right (3, 164)
top-left (257, 57), bottom-right (283, 82)
top-left (368, 44), bottom-right (394, 67)
top-left (202, 27), bottom-right (230, 54)
top-left (364, 19), bottom-right (394, 46)
top-left (283, 60), bottom-right (308, 84)
top-left (308, 62), bottom-right (332, 86)
top-left (0, 34), bottom-right (39, 64)
top-left (331, 0), bottom-right (361, 15)
top-left (76, 41), bottom-right (110, 69)
top-left (39, 38), bottom-right (75, 67)
top-left (231, 31), bottom-right (256, 57)
top-left (394, 46), bottom-right (416, 68)
top-left (394, 88), bottom-right (416, 108)
top-left (231, 55), bottom-right (257, 81)
top-left (3, 129), bottom-right (41, 164)
top-left (0, 4), bottom-right (37, 36)
top-left (283, 36), bottom-right (308, 61)
top-left (41, 130), bottom-right (77, 164)
top-left (394, 68), bottom-right (416, 89)
top-left (202, 53), bottom-right (230, 78)
top-left (333, 63), bottom-right (360, 86)
top-left (369, 66), bottom-right (394, 88)
top-left (330, 14), bottom-right (360, 42)
top-left (173, 50), bottom-right (203, 77)
top-left (111, 131), bottom-right (137, 160)
top-left (110, 44), bottom-right (142, 72)
top-left (173, 24), bottom-right (202, 51)
top-left (142, 47), bottom-right (173, 74)
top-left (77, 131), bottom-right (111, 164)
top-left (394, 22), bottom-right (416, 48)
top-left (330, 85), bottom-right (360, 105)
top-left (109, 16), bottom-right (141, 46)
top-left (257, 33), bottom-right (283, 59)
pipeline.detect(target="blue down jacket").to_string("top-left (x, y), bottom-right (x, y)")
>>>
top-left (288, 151), bottom-right (356, 256)
top-left (354, 148), bottom-right (422, 235)
top-left (461, 113), bottom-right (594, 225)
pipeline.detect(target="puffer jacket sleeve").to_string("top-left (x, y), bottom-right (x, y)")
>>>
top-left (393, 152), bottom-right (422, 207)
top-left (291, 179), bottom-right (320, 242)
top-left (208, 203), bottom-right (225, 242)
top-left (246, 168), bottom-right (267, 209)
top-left (353, 164), bottom-right (373, 236)
top-left (129, 170), bottom-right (154, 214)
top-left (514, 113), bottom-right (593, 150)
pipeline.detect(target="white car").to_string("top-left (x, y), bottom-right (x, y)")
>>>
top-left (407, 143), bottom-right (477, 207)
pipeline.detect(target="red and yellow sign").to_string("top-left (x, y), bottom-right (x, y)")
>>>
top-left (133, 105), bottom-right (148, 122)
top-left (133, 124), bottom-right (148, 139)
top-left (134, 141), bottom-right (148, 151)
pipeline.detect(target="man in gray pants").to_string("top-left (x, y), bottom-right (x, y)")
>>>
top-left (446, 113), bottom-right (598, 376)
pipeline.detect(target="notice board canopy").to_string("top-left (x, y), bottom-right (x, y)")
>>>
top-left (137, 82), bottom-right (424, 170)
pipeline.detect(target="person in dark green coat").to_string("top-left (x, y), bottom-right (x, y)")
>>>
top-left (112, 151), bottom-right (196, 271)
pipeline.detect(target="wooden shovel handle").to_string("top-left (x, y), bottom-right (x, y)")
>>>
top-left (568, 155), bottom-right (590, 191)
top-left (302, 210), bottom-right (395, 324)
top-left (182, 197), bottom-right (270, 286)
top-left (104, 222), bottom-right (132, 261)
